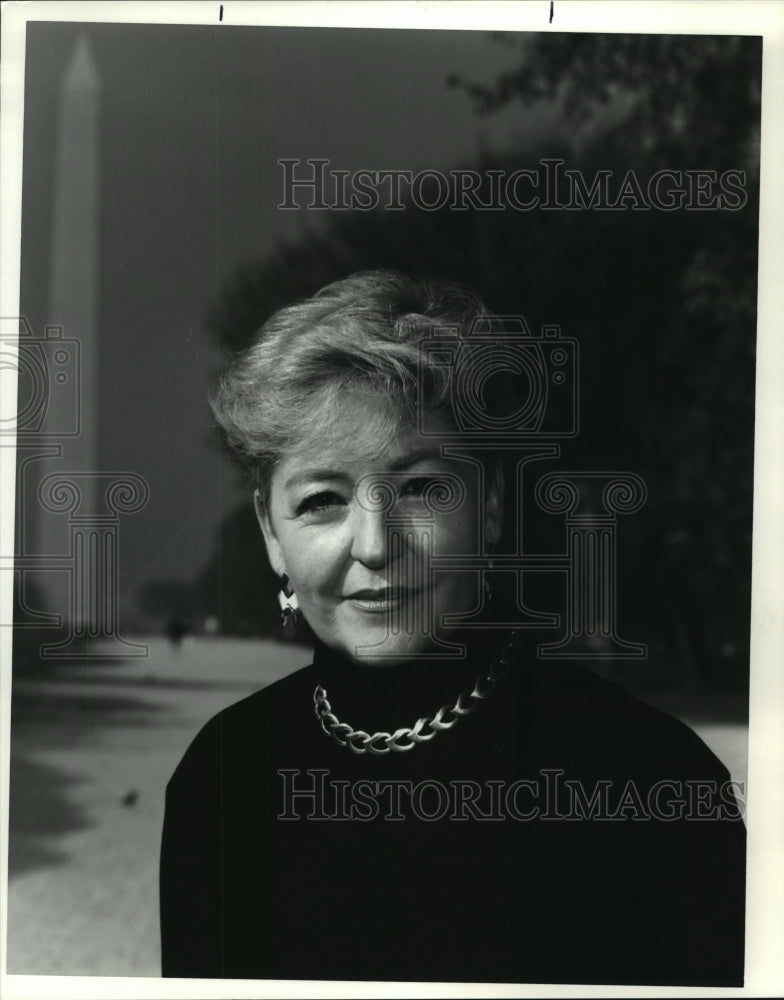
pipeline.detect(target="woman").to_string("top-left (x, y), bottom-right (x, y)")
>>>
top-left (160, 271), bottom-right (745, 985)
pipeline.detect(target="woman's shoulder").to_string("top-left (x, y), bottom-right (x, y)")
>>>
top-left (212, 660), bottom-right (316, 726)
top-left (166, 662), bottom-right (316, 789)
top-left (525, 657), bottom-right (733, 781)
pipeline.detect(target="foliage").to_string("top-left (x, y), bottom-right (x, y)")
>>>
top-left (447, 32), bottom-right (761, 174)
top-left (195, 32), bottom-right (759, 689)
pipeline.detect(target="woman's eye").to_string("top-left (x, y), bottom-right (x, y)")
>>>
top-left (296, 491), bottom-right (345, 516)
top-left (399, 476), bottom-right (434, 499)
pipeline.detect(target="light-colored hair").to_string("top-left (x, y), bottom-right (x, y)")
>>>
top-left (210, 270), bottom-right (489, 501)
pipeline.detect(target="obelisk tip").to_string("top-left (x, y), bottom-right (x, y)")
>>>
top-left (64, 35), bottom-right (100, 92)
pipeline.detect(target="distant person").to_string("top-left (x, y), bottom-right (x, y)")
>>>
top-left (165, 613), bottom-right (190, 648)
top-left (160, 271), bottom-right (745, 985)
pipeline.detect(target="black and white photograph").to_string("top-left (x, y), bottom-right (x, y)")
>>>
top-left (1, 1), bottom-right (782, 996)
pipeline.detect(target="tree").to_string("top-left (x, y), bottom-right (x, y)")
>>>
top-left (205, 32), bottom-right (760, 689)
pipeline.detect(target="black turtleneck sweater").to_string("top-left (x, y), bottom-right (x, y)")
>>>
top-left (160, 633), bottom-right (745, 985)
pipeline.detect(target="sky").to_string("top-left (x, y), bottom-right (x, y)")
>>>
top-left (18, 20), bottom-right (541, 619)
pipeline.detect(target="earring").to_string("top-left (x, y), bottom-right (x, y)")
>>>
top-left (278, 574), bottom-right (300, 628)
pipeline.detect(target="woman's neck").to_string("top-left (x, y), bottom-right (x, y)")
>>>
top-left (312, 628), bottom-right (508, 734)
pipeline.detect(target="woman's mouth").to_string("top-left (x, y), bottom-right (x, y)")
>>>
top-left (344, 587), bottom-right (419, 612)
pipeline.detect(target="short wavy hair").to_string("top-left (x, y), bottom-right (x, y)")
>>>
top-left (210, 270), bottom-right (489, 501)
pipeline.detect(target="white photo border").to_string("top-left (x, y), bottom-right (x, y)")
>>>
top-left (1, 2), bottom-right (782, 998)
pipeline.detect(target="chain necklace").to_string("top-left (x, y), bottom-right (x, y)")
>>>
top-left (313, 630), bottom-right (522, 755)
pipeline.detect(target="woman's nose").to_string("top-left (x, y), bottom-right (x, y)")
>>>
top-left (349, 505), bottom-right (389, 569)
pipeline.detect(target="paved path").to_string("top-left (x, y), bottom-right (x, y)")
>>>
top-left (7, 636), bottom-right (748, 977)
top-left (8, 636), bottom-right (308, 977)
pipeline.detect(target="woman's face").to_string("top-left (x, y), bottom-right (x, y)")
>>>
top-left (257, 393), bottom-right (502, 666)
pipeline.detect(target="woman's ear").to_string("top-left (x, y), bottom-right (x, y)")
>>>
top-left (484, 461), bottom-right (505, 548)
top-left (254, 489), bottom-right (287, 579)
